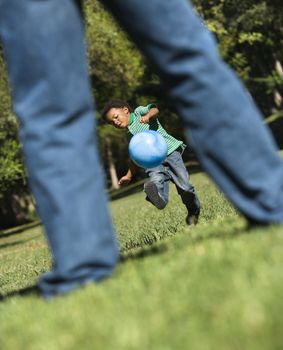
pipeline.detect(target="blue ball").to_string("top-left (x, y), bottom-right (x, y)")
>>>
top-left (129, 130), bottom-right (168, 168)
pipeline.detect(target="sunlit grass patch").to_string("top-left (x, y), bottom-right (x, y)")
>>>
top-left (1, 172), bottom-right (283, 350)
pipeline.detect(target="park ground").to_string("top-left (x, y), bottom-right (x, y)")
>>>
top-left (1, 172), bottom-right (283, 350)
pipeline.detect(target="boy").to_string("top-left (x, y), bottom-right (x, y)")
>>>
top-left (102, 99), bottom-right (201, 225)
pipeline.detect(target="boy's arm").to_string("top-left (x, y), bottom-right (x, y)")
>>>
top-left (118, 160), bottom-right (139, 186)
top-left (140, 106), bottom-right (159, 124)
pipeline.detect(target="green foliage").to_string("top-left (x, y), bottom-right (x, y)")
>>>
top-left (84, 1), bottom-right (149, 179)
top-left (1, 173), bottom-right (283, 350)
top-left (0, 54), bottom-right (26, 193)
top-left (84, 0), bottom-right (145, 106)
top-left (86, 0), bottom-right (283, 181)
top-left (0, 54), bottom-right (11, 119)
top-left (193, 0), bottom-right (283, 114)
top-left (0, 53), bottom-right (30, 228)
top-left (0, 139), bottom-right (24, 190)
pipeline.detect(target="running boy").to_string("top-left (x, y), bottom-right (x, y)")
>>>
top-left (102, 99), bottom-right (201, 225)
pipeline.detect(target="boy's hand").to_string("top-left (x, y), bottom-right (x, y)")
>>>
top-left (140, 115), bottom-right (150, 124)
top-left (118, 175), bottom-right (132, 186)
top-left (139, 107), bottom-right (159, 124)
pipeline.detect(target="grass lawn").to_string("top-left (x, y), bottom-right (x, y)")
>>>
top-left (0, 172), bottom-right (283, 350)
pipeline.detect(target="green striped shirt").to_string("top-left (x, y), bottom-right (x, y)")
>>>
top-left (127, 103), bottom-right (185, 155)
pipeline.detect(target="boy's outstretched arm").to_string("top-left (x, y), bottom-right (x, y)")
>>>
top-left (140, 107), bottom-right (159, 124)
top-left (118, 160), bottom-right (139, 186)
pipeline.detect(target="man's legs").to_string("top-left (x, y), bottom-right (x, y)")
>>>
top-left (0, 0), bottom-right (118, 297)
top-left (103, 0), bottom-right (283, 223)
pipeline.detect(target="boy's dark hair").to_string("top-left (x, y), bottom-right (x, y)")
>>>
top-left (101, 99), bottom-right (132, 120)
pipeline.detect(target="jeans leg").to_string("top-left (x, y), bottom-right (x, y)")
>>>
top-left (103, 0), bottom-right (283, 223)
top-left (166, 151), bottom-right (200, 214)
top-left (0, 0), bottom-right (118, 297)
top-left (145, 165), bottom-right (169, 204)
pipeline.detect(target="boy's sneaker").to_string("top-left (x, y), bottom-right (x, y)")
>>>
top-left (186, 209), bottom-right (200, 226)
top-left (144, 181), bottom-right (166, 209)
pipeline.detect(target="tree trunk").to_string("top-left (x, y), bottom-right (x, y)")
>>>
top-left (0, 184), bottom-right (35, 229)
top-left (106, 138), bottom-right (120, 189)
top-left (274, 59), bottom-right (283, 108)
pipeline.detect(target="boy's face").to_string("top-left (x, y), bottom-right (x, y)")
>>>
top-left (106, 107), bottom-right (130, 129)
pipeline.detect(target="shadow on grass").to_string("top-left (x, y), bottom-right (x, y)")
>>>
top-left (0, 236), bottom-right (39, 250)
top-left (109, 180), bottom-right (145, 201)
top-left (188, 227), bottom-right (244, 245)
top-left (0, 240), bottom-right (28, 250)
top-left (184, 218), bottom-right (273, 246)
top-left (120, 243), bottom-right (167, 263)
top-left (0, 285), bottom-right (39, 302)
top-left (120, 217), bottom-right (267, 264)
top-left (0, 221), bottom-right (41, 240)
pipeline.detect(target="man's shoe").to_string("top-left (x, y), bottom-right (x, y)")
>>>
top-left (144, 181), bottom-right (166, 209)
top-left (186, 209), bottom-right (200, 226)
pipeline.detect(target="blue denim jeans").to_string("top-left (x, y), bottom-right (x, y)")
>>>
top-left (145, 149), bottom-right (200, 214)
top-left (1, 0), bottom-right (283, 297)
top-left (0, 0), bottom-right (119, 297)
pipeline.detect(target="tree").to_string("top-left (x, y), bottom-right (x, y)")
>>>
top-left (84, 0), bottom-right (145, 108)
top-left (193, 0), bottom-right (283, 116)
top-left (0, 53), bottom-right (34, 228)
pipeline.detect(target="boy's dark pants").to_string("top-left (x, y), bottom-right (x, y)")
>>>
top-left (145, 149), bottom-right (200, 214)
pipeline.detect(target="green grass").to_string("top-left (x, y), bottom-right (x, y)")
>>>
top-left (1, 173), bottom-right (283, 350)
